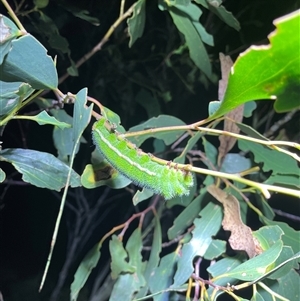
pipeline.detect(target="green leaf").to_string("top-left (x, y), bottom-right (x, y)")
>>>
top-left (81, 160), bottom-right (131, 190)
top-left (168, 4), bottom-right (212, 79)
top-left (267, 246), bottom-right (296, 280)
top-left (110, 229), bottom-right (146, 300)
top-left (0, 15), bottom-right (21, 43)
top-left (148, 252), bottom-right (178, 301)
top-left (127, 0), bottom-right (146, 47)
top-left (168, 190), bottom-right (207, 240)
top-left (261, 217), bottom-right (300, 254)
top-left (252, 225), bottom-right (283, 250)
top-left (211, 10), bottom-right (300, 118)
top-left (19, 110), bottom-right (71, 128)
top-left (204, 239), bottom-right (226, 260)
top-left (51, 110), bottom-right (77, 161)
top-left (73, 88), bottom-right (93, 150)
top-left (238, 139), bottom-right (299, 176)
top-left (37, 13), bottom-right (70, 54)
top-left (0, 15), bottom-right (22, 64)
top-left (70, 243), bottom-right (102, 301)
top-left (251, 291), bottom-right (264, 301)
top-left (0, 168), bottom-right (6, 183)
top-left (126, 228), bottom-right (146, 286)
top-left (258, 269), bottom-right (300, 301)
top-left (207, 254), bottom-right (244, 295)
top-left (264, 173), bottom-right (300, 189)
top-left (110, 235), bottom-right (135, 279)
top-left (0, 35), bottom-right (58, 89)
top-left (224, 240), bottom-right (283, 281)
top-left (0, 148), bottom-right (81, 190)
top-left (0, 81), bottom-right (34, 117)
top-left (136, 214), bottom-right (162, 298)
top-left (220, 153), bottom-right (251, 174)
top-left (175, 131), bottom-right (202, 164)
top-left (172, 202), bottom-right (222, 287)
top-left (109, 274), bottom-right (143, 301)
top-left (203, 0), bottom-right (240, 31)
top-left (135, 89), bottom-right (161, 119)
top-left (128, 115), bottom-right (186, 146)
top-left (132, 188), bottom-right (155, 205)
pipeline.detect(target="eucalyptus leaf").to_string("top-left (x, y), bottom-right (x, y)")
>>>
top-left (19, 110), bottom-right (71, 128)
top-left (0, 35), bottom-right (58, 89)
top-left (172, 202), bottom-right (222, 287)
top-left (127, 0), bottom-right (146, 47)
top-left (168, 4), bottom-right (212, 79)
top-left (0, 148), bottom-right (81, 190)
top-left (0, 81), bottom-right (34, 117)
top-left (70, 243), bottom-right (102, 301)
top-left (128, 115), bottom-right (186, 146)
top-left (238, 139), bottom-right (299, 176)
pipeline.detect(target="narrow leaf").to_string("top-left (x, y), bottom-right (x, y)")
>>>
top-left (70, 243), bottom-right (102, 301)
top-left (127, 0), bottom-right (146, 47)
top-left (20, 110), bottom-right (71, 128)
top-left (172, 202), bottom-right (222, 287)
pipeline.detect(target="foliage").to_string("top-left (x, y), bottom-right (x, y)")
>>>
top-left (0, 1), bottom-right (299, 301)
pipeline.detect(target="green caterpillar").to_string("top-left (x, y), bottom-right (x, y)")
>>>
top-left (92, 118), bottom-right (193, 199)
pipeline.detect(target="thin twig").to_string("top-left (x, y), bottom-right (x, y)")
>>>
top-left (58, 2), bottom-right (136, 85)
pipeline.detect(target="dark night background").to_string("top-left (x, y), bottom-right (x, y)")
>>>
top-left (0, 0), bottom-right (299, 300)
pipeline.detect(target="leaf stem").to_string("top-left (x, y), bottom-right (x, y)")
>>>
top-left (1, 0), bottom-right (27, 32)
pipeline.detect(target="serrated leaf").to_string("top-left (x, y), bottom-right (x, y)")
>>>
top-left (110, 235), bottom-right (135, 279)
top-left (172, 202), bottom-right (222, 287)
top-left (128, 115), bottom-right (186, 146)
top-left (0, 35), bottom-right (58, 89)
top-left (22, 110), bottom-right (71, 128)
top-left (127, 0), bottom-right (146, 47)
top-left (0, 148), bottom-right (81, 190)
top-left (70, 243), bottom-right (102, 301)
top-left (238, 139), bottom-right (299, 176)
top-left (211, 10), bottom-right (300, 118)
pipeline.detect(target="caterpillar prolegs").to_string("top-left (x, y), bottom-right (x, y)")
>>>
top-left (92, 118), bottom-right (193, 199)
